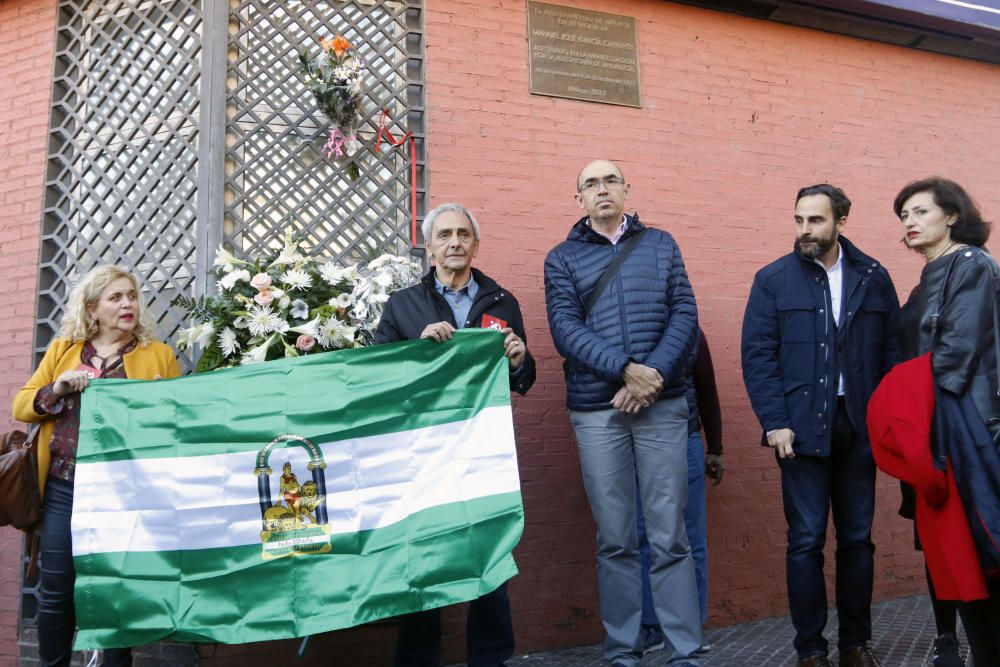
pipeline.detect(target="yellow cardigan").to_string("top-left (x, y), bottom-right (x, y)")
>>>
top-left (12, 337), bottom-right (181, 497)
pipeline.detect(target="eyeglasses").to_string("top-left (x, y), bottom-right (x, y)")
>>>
top-left (578, 176), bottom-right (625, 194)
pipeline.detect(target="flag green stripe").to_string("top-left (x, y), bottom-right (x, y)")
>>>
top-left (78, 330), bottom-right (510, 463)
top-left (73, 491), bottom-right (523, 648)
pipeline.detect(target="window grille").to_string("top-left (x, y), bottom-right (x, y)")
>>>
top-left (37, 0), bottom-right (204, 365)
top-left (225, 0), bottom-right (426, 263)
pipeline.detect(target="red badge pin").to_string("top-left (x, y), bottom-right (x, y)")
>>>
top-left (481, 315), bottom-right (507, 331)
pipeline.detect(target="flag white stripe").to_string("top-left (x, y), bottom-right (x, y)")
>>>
top-left (71, 405), bottom-right (518, 556)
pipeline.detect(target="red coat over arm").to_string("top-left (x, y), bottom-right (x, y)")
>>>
top-left (866, 353), bottom-right (988, 601)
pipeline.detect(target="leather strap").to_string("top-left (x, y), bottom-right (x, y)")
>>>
top-left (582, 228), bottom-right (646, 319)
top-left (927, 253), bottom-right (957, 347)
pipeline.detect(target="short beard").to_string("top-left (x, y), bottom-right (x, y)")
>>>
top-left (795, 235), bottom-right (835, 260)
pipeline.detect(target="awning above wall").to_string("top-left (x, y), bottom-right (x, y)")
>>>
top-left (672, 0), bottom-right (1000, 65)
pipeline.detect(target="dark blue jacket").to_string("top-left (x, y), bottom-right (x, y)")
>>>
top-left (741, 236), bottom-right (900, 456)
top-left (544, 213), bottom-right (698, 411)
top-left (934, 384), bottom-right (1000, 578)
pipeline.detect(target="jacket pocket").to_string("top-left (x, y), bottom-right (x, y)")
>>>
top-left (776, 296), bottom-right (816, 343)
top-left (782, 378), bottom-right (810, 396)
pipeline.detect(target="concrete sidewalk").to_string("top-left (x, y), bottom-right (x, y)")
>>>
top-left (499, 596), bottom-right (966, 667)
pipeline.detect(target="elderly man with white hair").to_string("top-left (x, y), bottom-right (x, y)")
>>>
top-left (374, 202), bottom-right (535, 667)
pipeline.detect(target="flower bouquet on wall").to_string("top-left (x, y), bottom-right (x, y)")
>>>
top-left (298, 36), bottom-right (365, 180)
top-left (173, 234), bottom-right (423, 372)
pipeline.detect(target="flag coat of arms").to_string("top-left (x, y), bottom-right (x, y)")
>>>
top-left (71, 330), bottom-right (523, 648)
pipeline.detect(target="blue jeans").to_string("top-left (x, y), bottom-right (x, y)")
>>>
top-left (38, 477), bottom-right (132, 667)
top-left (779, 399), bottom-right (875, 659)
top-left (639, 432), bottom-right (708, 627)
top-left (570, 398), bottom-right (702, 667)
top-left (393, 583), bottom-right (513, 667)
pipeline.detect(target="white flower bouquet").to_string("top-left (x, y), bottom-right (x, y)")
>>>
top-left (173, 234), bottom-right (422, 372)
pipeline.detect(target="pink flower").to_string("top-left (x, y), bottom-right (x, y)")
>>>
top-left (254, 289), bottom-right (274, 306)
top-left (323, 127), bottom-right (347, 159)
top-left (250, 273), bottom-right (272, 290)
top-left (296, 335), bottom-right (316, 352)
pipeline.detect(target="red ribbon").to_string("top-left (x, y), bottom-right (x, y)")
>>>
top-left (376, 110), bottom-right (419, 246)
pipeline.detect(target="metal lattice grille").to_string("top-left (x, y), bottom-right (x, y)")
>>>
top-left (225, 0), bottom-right (426, 262)
top-left (37, 0), bottom-right (204, 364)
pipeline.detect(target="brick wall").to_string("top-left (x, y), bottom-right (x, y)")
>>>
top-left (3, 0), bottom-right (1000, 664)
top-left (420, 0), bottom-right (1000, 659)
top-left (0, 0), bottom-right (55, 665)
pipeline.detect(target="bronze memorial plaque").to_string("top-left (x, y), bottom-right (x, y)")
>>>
top-left (526, 1), bottom-right (641, 107)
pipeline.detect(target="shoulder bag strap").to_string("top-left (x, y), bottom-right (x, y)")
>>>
top-left (582, 229), bottom-right (646, 319)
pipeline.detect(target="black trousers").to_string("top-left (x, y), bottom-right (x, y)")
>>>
top-left (393, 583), bottom-right (513, 667)
top-left (958, 578), bottom-right (1000, 666)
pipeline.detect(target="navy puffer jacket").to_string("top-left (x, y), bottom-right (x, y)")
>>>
top-left (544, 213), bottom-right (698, 411)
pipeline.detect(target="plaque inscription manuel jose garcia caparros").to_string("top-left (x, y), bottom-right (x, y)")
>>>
top-left (526, 1), bottom-right (641, 108)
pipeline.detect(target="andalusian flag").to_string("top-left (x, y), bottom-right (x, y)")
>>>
top-left (72, 330), bottom-right (522, 648)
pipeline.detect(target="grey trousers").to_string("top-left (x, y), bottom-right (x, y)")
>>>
top-left (570, 397), bottom-right (702, 666)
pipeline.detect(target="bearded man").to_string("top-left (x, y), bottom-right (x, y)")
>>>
top-left (741, 184), bottom-right (900, 667)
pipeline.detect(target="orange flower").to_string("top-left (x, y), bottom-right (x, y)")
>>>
top-left (330, 35), bottom-right (352, 58)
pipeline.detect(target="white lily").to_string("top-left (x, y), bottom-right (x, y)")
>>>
top-left (214, 246), bottom-right (249, 272)
top-left (289, 316), bottom-right (321, 337)
top-left (241, 335), bottom-right (275, 365)
top-left (268, 232), bottom-right (304, 268)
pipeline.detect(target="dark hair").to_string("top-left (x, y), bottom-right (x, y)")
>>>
top-left (796, 184), bottom-right (851, 220)
top-left (893, 176), bottom-right (991, 247)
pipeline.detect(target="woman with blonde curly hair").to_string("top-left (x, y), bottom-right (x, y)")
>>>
top-left (12, 265), bottom-right (180, 667)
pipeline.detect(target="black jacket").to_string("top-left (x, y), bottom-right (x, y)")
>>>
top-left (899, 246), bottom-right (1000, 425)
top-left (741, 236), bottom-right (900, 456)
top-left (373, 268), bottom-right (536, 395)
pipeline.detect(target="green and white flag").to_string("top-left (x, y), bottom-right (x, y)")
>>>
top-left (72, 330), bottom-right (522, 648)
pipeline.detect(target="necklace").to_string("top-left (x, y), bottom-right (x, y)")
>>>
top-left (927, 240), bottom-right (959, 263)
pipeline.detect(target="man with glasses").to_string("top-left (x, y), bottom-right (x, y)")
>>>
top-left (544, 160), bottom-right (702, 667)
